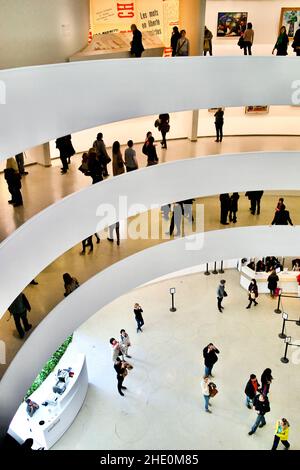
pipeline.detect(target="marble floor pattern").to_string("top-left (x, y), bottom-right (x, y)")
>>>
top-left (52, 269), bottom-right (300, 451)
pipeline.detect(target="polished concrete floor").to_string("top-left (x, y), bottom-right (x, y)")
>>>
top-left (1, 136), bottom-right (300, 377)
top-left (52, 269), bottom-right (300, 450)
top-left (1, 135), bottom-right (300, 242)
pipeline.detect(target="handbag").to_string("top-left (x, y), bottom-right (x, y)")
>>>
top-left (208, 382), bottom-right (218, 398)
top-left (223, 291), bottom-right (228, 297)
top-left (238, 36), bottom-right (244, 48)
top-left (250, 291), bottom-right (256, 299)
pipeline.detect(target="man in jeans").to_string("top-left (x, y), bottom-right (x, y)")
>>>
top-left (203, 343), bottom-right (220, 377)
top-left (248, 394), bottom-right (270, 435)
top-left (217, 279), bottom-right (227, 312)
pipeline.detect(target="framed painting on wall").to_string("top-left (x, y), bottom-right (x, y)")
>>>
top-left (279, 8), bottom-right (300, 39)
top-left (217, 12), bottom-right (248, 37)
top-left (245, 106), bottom-right (269, 115)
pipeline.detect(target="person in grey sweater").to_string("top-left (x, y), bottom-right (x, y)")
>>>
top-left (217, 279), bottom-right (227, 312)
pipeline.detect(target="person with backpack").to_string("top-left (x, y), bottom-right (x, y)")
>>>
top-left (63, 273), bottom-right (79, 297)
top-left (93, 133), bottom-right (111, 177)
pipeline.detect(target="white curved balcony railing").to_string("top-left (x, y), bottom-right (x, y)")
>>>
top-left (1, 225), bottom-right (300, 437)
top-left (1, 57), bottom-right (300, 160)
top-left (1, 151), bottom-right (300, 318)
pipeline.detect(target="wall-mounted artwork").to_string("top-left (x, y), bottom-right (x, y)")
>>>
top-left (279, 8), bottom-right (300, 39)
top-left (245, 106), bottom-right (269, 115)
top-left (217, 12), bottom-right (248, 37)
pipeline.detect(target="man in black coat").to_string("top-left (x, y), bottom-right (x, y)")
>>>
top-left (214, 108), bottom-right (224, 142)
top-left (245, 374), bottom-right (260, 409)
top-left (203, 343), bottom-right (220, 377)
top-left (8, 292), bottom-right (32, 339)
top-left (292, 23), bottom-right (300, 56)
top-left (114, 357), bottom-right (127, 396)
top-left (248, 394), bottom-right (270, 435)
top-left (55, 135), bottom-right (75, 174)
top-left (271, 205), bottom-right (293, 225)
top-left (219, 193), bottom-right (230, 224)
top-left (130, 24), bottom-right (144, 58)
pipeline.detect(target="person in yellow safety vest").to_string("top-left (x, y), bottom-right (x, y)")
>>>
top-left (271, 418), bottom-right (290, 450)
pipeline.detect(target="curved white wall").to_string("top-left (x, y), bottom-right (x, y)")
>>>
top-left (1, 225), bottom-right (300, 436)
top-left (1, 151), bottom-right (300, 318)
top-left (1, 57), bottom-right (300, 160)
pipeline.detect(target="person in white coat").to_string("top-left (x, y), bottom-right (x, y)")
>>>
top-left (201, 376), bottom-right (212, 413)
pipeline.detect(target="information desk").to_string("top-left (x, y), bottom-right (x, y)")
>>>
top-left (240, 266), bottom-right (300, 294)
top-left (70, 31), bottom-right (165, 61)
top-left (8, 352), bottom-right (88, 449)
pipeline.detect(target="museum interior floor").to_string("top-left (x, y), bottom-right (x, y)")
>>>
top-left (52, 269), bottom-right (300, 450)
top-left (0, 135), bottom-right (300, 376)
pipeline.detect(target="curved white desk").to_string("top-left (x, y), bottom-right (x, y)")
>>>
top-left (240, 265), bottom-right (300, 294)
top-left (8, 352), bottom-right (88, 449)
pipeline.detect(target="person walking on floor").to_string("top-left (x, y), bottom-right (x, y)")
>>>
top-left (15, 153), bottom-right (28, 176)
top-left (107, 222), bottom-right (120, 245)
top-left (63, 273), bottom-right (79, 297)
top-left (156, 114), bottom-right (170, 149)
top-left (292, 23), bottom-right (300, 56)
top-left (169, 202), bottom-right (184, 237)
top-left (130, 24), bottom-right (144, 58)
top-left (246, 279), bottom-right (258, 308)
top-left (214, 108), bottom-right (224, 142)
top-left (261, 368), bottom-right (273, 396)
top-left (93, 132), bottom-right (111, 177)
top-left (229, 192), bottom-right (239, 223)
top-left (267, 270), bottom-right (279, 298)
top-left (112, 141), bottom-right (125, 176)
top-left (271, 418), bottom-right (290, 450)
top-left (134, 303), bottom-right (144, 332)
top-left (246, 191), bottom-right (264, 215)
top-left (219, 193), bottom-right (230, 225)
top-left (80, 234), bottom-right (100, 255)
top-left (145, 136), bottom-right (159, 166)
top-left (55, 135), bottom-right (75, 174)
top-left (272, 26), bottom-right (289, 56)
top-left (271, 204), bottom-right (293, 225)
top-left (120, 329), bottom-right (132, 358)
top-left (203, 343), bottom-right (220, 377)
top-left (248, 393), bottom-right (270, 435)
top-left (87, 148), bottom-right (103, 184)
top-left (217, 279), bottom-right (227, 312)
top-left (171, 26), bottom-right (181, 57)
top-left (203, 26), bottom-right (213, 56)
top-left (8, 292), bottom-right (32, 339)
top-left (243, 22), bottom-right (254, 55)
top-left (114, 357), bottom-right (132, 396)
top-left (124, 140), bottom-right (138, 172)
top-left (4, 158), bottom-right (23, 207)
top-left (201, 376), bottom-right (212, 413)
top-left (110, 338), bottom-right (124, 362)
top-left (244, 374), bottom-right (260, 409)
top-left (176, 30), bottom-right (190, 56)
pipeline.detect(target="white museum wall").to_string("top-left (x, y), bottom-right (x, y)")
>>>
top-left (205, 0), bottom-right (299, 56)
top-left (0, 0), bottom-right (90, 69)
top-left (48, 105), bottom-right (300, 158)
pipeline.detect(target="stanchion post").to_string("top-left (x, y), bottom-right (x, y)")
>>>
top-left (274, 292), bottom-right (282, 314)
top-left (212, 261), bottom-right (218, 275)
top-left (169, 287), bottom-right (177, 312)
top-left (219, 260), bottom-right (224, 274)
top-left (281, 336), bottom-right (291, 364)
top-left (204, 263), bottom-right (210, 276)
top-left (278, 312), bottom-right (288, 339)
